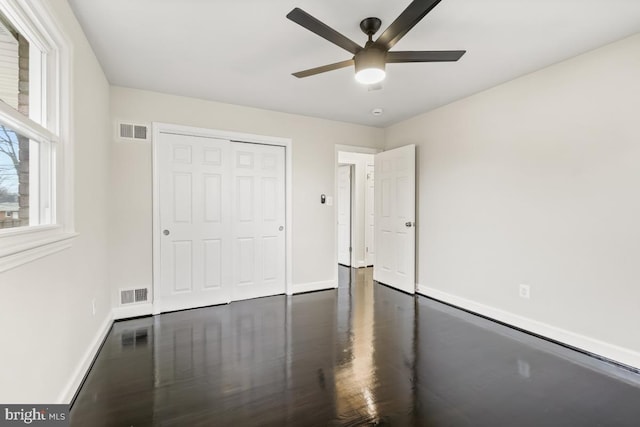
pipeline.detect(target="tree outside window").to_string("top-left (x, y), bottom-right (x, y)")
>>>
top-left (0, 15), bottom-right (29, 229)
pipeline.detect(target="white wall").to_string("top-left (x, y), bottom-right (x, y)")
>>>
top-left (109, 87), bottom-right (384, 302)
top-left (337, 151), bottom-right (375, 267)
top-left (0, 0), bottom-right (111, 403)
top-left (385, 33), bottom-right (640, 368)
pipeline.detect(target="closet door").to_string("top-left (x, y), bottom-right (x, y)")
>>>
top-left (157, 133), bottom-right (286, 313)
top-left (231, 143), bottom-right (286, 301)
top-left (157, 133), bottom-right (233, 312)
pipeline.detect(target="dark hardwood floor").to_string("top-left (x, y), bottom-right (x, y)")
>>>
top-left (70, 267), bottom-right (640, 426)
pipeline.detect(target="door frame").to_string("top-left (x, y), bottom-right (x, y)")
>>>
top-left (337, 164), bottom-right (353, 267)
top-left (152, 122), bottom-right (293, 314)
top-left (364, 162), bottom-right (375, 267)
top-left (334, 144), bottom-right (380, 287)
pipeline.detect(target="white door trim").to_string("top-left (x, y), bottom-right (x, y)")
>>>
top-left (152, 122), bottom-right (293, 314)
top-left (337, 164), bottom-right (352, 266)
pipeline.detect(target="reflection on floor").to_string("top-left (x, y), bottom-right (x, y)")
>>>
top-left (70, 266), bottom-right (640, 426)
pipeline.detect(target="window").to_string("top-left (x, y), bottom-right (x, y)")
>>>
top-left (0, 1), bottom-right (73, 270)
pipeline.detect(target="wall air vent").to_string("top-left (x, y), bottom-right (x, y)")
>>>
top-left (117, 121), bottom-right (149, 142)
top-left (120, 288), bottom-right (149, 305)
top-left (134, 288), bottom-right (148, 303)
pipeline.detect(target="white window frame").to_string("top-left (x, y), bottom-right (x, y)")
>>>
top-left (0, 0), bottom-right (74, 272)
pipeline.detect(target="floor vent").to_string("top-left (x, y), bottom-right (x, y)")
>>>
top-left (120, 288), bottom-right (149, 305)
top-left (117, 122), bottom-right (149, 142)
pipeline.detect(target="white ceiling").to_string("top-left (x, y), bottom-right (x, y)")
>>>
top-left (68, 0), bottom-right (640, 127)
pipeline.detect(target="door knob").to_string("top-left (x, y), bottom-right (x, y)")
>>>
top-left (405, 221), bottom-right (415, 228)
top-left (279, 226), bottom-right (284, 231)
top-left (163, 229), bottom-right (170, 236)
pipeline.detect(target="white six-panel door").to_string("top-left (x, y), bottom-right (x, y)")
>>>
top-left (231, 143), bottom-right (286, 302)
top-left (157, 132), bottom-right (285, 312)
top-left (373, 145), bottom-right (416, 294)
top-left (158, 133), bottom-right (232, 312)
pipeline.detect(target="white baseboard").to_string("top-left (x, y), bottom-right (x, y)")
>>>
top-left (291, 280), bottom-right (336, 294)
top-left (113, 303), bottom-right (154, 320)
top-left (58, 311), bottom-right (113, 404)
top-left (417, 285), bottom-right (640, 370)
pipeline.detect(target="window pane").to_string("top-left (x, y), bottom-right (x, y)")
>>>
top-left (0, 124), bottom-right (33, 229)
top-left (0, 11), bottom-right (29, 117)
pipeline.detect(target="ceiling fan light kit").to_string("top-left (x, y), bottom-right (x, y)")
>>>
top-left (354, 47), bottom-right (386, 84)
top-left (287, 0), bottom-right (465, 85)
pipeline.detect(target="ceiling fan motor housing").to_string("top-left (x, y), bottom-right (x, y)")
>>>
top-left (354, 47), bottom-right (386, 74)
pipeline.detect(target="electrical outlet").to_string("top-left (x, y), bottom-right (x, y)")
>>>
top-left (92, 299), bottom-right (96, 316)
top-left (519, 284), bottom-right (530, 299)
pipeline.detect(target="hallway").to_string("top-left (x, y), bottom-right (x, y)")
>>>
top-left (70, 267), bottom-right (640, 426)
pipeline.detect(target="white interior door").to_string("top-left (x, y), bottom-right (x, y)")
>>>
top-left (231, 143), bottom-right (286, 301)
top-left (157, 132), bottom-right (286, 312)
top-left (158, 133), bottom-right (233, 312)
top-left (373, 145), bottom-right (416, 294)
top-left (337, 165), bottom-right (351, 266)
top-left (365, 163), bottom-right (375, 266)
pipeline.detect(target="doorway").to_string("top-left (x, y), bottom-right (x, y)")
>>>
top-left (335, 144), bottom-right (416, 295)
top-left (335, 148), bottom-right (377, 281)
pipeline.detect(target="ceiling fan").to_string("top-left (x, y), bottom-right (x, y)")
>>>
top-left (287, 0), bottom-right (465, 85)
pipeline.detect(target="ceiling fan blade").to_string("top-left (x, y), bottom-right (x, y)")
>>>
top-left (287, 8), bottom-right (362, 55)
top-left (375, 0), bottom-right (442, 50)
top-left (292, 59), bottom-right (355, 78)
top-left (387, 50), bottom-right (465, 63)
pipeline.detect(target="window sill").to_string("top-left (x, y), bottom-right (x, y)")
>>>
top-left (0, 229), bottom-right (78, 273)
